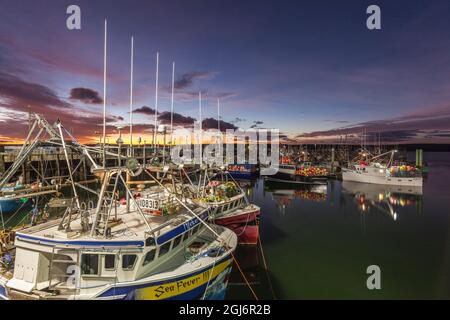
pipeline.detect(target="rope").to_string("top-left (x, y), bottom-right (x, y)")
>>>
top-left (216, 206), bottom-right (252, 237)
top-left (232, 249), bottom-right (258, 300)
top-left (233, 210), bottom-right (251, 237)
top-left (258, 235), bottom-right (276, 299)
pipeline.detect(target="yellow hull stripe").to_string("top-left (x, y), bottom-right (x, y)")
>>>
top-left (135, 259), bottom-right (232, 300)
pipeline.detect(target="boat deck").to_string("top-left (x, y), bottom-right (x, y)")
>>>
top-left (15, 204), bottom-right (204, 243)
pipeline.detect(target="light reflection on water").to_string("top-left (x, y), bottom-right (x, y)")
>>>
top-left (227, 152), bottom-right (450, 300)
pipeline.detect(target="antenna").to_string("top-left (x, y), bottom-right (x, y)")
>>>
top-left (102, 19), bottom-right (107, 167)
top-left (129, 36), bottom-right (134, 156)
top-left (153, 52), bottom-right (159, 148)
top-left (170, 61), bottom-right (175, 146)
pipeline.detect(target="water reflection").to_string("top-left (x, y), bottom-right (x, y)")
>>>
top-left (228, 153), bottom-right (450, 299)
top-left (264, 182), bottom-right (327, 214)
top-left (342, 181), bottom-right (423, 220)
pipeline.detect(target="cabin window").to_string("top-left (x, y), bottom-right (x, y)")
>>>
top-left (173, 235), bottom-right (182, 249)
top-left (158, 241), bottom-right (171, 257)
top-left (192, 225), bottom-right (200, 235)
top-left (143, 249), bottom-right (156, 266)
top-left (81, 254), bottom-right (99, 275)
top-left (104, 255), bottom-right (116, 270)
top-left (182, 232), bottom-right (188, 243)
top-left (122, 254), bottom-right (137, 270)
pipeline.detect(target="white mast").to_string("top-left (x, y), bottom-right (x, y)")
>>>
top-left (153, 52), bottom-right (159, 148)
top-left (217, 98), bottom-right (220, 133)
top-left (129, 36), bottom-right (134, 156)
top-left (170, 62), bottom-right (175, 146)
top-left (199, 91), bottom-right (202, 165)
top-left (102, 19), bottom-right (107, 167)
top-left (217, 98), bottom-right (222, 164)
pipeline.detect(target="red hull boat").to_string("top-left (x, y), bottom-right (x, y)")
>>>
top-left (213, 205), bottom-right (260, 245)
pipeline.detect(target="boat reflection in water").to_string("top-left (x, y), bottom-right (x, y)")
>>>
top-left (228, 245), bottom-right (260, 287)
top-left (342, 181), bottom-right (423, 220)
top-left (264, 181), bottom-right (327, 214)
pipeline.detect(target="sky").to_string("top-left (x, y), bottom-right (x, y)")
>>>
top-left (1, 0), bottom-right (450, 144)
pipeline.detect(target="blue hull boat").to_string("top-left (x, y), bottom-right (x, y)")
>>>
top-left (0, 198), bottom-right (27, 214)
top-left (0, 185), bottom-right (29, 214)
top-left (227, 164), bottom-right (259, 180)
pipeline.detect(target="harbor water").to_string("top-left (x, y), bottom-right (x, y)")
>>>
top-left (2, 152), bottom-right (449, 299)
top-left (227, 152), bottom-right (450, 299)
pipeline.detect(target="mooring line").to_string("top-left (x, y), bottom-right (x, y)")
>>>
top-left (258, 235), bottom-right (276, 299)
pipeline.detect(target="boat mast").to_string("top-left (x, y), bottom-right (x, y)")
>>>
top-left (199, 91), bottom-right (202, 165)
top-left (170, 62), bottom-right (175, 146)
top-left (217, 98), bottom-right (220, 133)
top-left (153, 52), bottom-right (159, 150)
top-left (217, 98), bottom-right (222, 165)
top-left (102, 19), bottom-right (108, 167)
top-left (129, 36), bottom-right (134, 157)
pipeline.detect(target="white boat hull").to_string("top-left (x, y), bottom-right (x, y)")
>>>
top-left (342, 169), bottom-right (423, 187)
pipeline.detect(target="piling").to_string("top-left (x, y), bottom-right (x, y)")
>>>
top-left (0, 154), bottom-right (5, 174)
top-left (331, 147), bottom-right (335, 173)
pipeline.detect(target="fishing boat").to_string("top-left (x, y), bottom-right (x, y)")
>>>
top-left (265, 164), bottom-right (328, 186)
top-left (0, 186), bottom-right (29, 214)
top-left (194, 166), bottom-right (261, 245)
top-left (342, 150), bottom-right (423, 187)
top-left (136, 166), bottom-right (261, 245)
top-left (227, 164), bottom-right (259, 180)
top-left (0, 167), bottom-right (237, 300)
top-left (194, 181), bottom-right (260, 245)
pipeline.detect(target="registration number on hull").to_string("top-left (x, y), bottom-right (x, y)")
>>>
top-left (138, 198), bottom-right (160, 210)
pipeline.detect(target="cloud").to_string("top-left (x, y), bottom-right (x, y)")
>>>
top-left (231, 117), bottom-right (246, 124)
top-left (216, 92), bottom-right (237, 99)
top-left (250, 120), bottom-right (264, 129)
top-left (202, 118), bottom-right (237, 131)
top-left (174, 71), bottom-right (217, 90)
top-left (0, 34), bottom-right (107, 80)
top-left (158, 111), bottom-right (196, 126)
top-left (69, 88), bottom-right (103, 104)
top-left (0, 71), bottom-right (70, 109)
top-left (132, 106), bottom-right (158, 116)
top-left (324, 119), bottom-right (350, 124)
top-left (295, 105), bottom-right (450, 143)
top-left (0, 72), bottom-right (122, 142)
